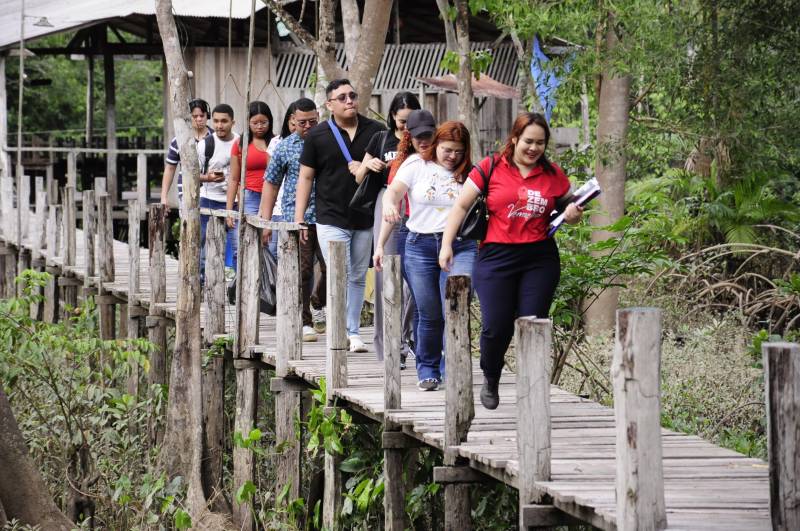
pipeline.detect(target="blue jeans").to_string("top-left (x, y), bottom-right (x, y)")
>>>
top-left (317, 224), bottom-right (373, 337)
top-left (396, 219), bottom-right (418, 354)
top-left (403, 232), bottom-right (476, 381)
top-left (268, 214), bottom-right (283, 260)
top-left (200, 197), bottom-right (237, 280)
top-left (230, 189), bottom-right (264, 264)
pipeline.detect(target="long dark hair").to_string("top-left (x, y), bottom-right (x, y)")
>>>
top-left (240, 100), bottom-right (274, 148)
top-left (387, 91), bottom-right (421, 132)
top-left (501, 112), bottom-right (555, 174)
top-left (280, 101), bottom-right (298, 139)
top-left (420, 121), bottom-right (472, 183)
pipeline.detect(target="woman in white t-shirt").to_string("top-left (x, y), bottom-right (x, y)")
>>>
top-left (374, 121), bottom-right (477, 391)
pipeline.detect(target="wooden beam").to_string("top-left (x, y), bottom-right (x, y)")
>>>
top-left (433, 466), bottom-right (487, 484)
top-left (443, 274), bottom-right (474, 530)
top-left (520, 505), bottom-right (583, 528)
top-left (102, 26), bottom-right (118, 205)
top-left (613, 307), bottom-right (667, 530)
top-left (515, 316), bottom-right (552, 517)
top-left (763, 342), bottom-right (800, 530)
top-left (381, 431), bottom-right (423, 450)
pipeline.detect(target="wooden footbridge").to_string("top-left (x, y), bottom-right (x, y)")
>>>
top-left (0, 168), bottom-right (797, 531)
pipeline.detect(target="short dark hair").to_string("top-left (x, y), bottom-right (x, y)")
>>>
top-left (325, 78), bottom-right (353, 98)
top-left (293, 97), bottom-right (317, 113)
top-left (387, 91), bottom-right (421, 132)
top-left (212, 103), bottom-right (234, 119)
top-left (189, 98), bottom-right (210, 118)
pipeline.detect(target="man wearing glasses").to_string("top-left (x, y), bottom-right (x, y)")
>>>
top-left (259, 97), bottom-right (325, 342)
top-left (294, 79), bottom-right (385, 352)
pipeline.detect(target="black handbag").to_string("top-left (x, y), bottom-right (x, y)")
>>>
top-left (349, 132), bottom-right (388, 215)
top-left (457, 155), bottom-right (496, 241)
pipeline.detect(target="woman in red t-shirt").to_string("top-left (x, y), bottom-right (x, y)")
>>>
top-left (226, 101), bottom-right (274, 227)
top-left (439, 112), bottom-right (584, 409)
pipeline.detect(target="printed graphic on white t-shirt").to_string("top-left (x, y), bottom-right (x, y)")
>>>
top-left (395, 154), bottom-right (462, 234)
top-left (199, 133), bottom-right (238, 202)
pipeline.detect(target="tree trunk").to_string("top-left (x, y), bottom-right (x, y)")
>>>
top-left (453, 0), bottom-right (480, 157)
top-left (340, 0), bottom-right (362, 69)
top-left (0, 387), bottom-right (73, 530)
top-left (509, 33), bottom-right (544, 115)
top-left (585, 14), bottom-right (631, 335)
top-left (154, 0), bottom-right (208, 517)
top-left (348, 0), bottom-right (394, 103)
top-left (435, 0), bottom-right (457, 51)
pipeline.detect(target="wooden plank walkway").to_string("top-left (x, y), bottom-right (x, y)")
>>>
top-left (2, 222), bottom-right (772, 530)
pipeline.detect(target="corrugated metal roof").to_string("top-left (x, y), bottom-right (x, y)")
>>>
top-left (275, 42), bottom-right (519, 91)
top-left (0, 0), bottom-right (266, 50)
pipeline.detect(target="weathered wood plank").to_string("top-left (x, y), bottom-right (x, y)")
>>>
top-left (763, 342), bottom-right (800, 530)
top-left (443, 275), bottom-right (474, 531)
top-left (613, 307), bottom-right (667, 530)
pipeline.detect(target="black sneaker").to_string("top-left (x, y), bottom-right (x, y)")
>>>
top-left (480, 376), bottom-right (500, 410)
top-left (400, 353), bottom-right (407, 370)
top-left (417, 378), bottom-right (439, 391)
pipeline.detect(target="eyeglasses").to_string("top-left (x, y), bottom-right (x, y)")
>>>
top-left (439, 147), bottom-right (465, 158)
top-left (250, 120), bottom-right (270, 128)
top-left (295, 118), bottom-right (318, 127)
top-left (328, 92), bottom-right (358, 103)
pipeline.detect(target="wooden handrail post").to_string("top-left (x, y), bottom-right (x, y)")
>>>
top-left (515, 317), bottom-right (553, 528)
top-left (763, 342), bottom-right (800, 530)
top-left (136, 153), bottom-right (147, 218)
top-left (42, 204), bottom-right (62, 323)
top-left (18, 170), bottom-right (30, 242)
top-left (443, 274), bottom-right (474, 531)
top-left (233, 220), bottom-right (261, 531)
top-left (29, 178), bottom-right (47, 320)
top-left (201, 215), bottom-right (226, 503)
top-left (612, 307), bottom-right (667, 531)
top-left (323, 239), bottom-right (348, 530)
top-left (274, 228), bottom-right (303, 510)
top-left (60, 186), bottom-right (78, 315)
top-left (126, 200), bottom-right (141, 402)
top-left (147, 203), bottom-right (169, 445)
top-left (96, 192), bottom-right (116, 340)
top-left (382, 254), bottom-right (405, 530)
top-left (82, 190), bottom-right (96, 290)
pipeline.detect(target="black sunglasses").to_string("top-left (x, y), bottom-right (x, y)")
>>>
top-left (328, 91), bottom-right (358, 103)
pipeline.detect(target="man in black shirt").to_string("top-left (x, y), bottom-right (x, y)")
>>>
top-left (295, 79), bottom-right (385, 352)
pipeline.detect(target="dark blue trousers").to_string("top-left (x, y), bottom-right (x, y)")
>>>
top-left (473, 239), bottom-right (561, 378)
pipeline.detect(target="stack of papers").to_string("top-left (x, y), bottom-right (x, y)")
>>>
top-left (547, 177), bottom-right (601, 236)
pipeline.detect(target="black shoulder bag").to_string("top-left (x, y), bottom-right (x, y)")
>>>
top-left (457, 155), bottom-right (496, 241)
top-left (349, 131), bottom-right (388, 215)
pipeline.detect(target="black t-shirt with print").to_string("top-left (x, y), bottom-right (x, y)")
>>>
top-left (300, 114), bottom-right (385, 230)
top-left (365, 131), bottom-right (401, 187)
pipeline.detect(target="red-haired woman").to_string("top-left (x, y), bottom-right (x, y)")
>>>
top-left (439, 113), bottom-right (583, 409)
top-left (375, 121), bottom-right (477, 391)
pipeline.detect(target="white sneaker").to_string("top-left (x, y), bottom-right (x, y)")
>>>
top-left (302, 325), bottom-right (318, 342)
top-left (348, 335), bottom-right (368, 353)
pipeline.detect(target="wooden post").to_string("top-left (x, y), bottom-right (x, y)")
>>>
top-left (29, 179), bottom-right (47, 319)
top-left (137, 153), bottom-right (147, 218)
top-left (147, 204), bottom-right (169, 408)
top-left (61, 186), bottom-right (78, 315)
top-left (323, 240), bottom-right (348, 530)
top-left (126, 200), bottom-right (141, 401)
top-left (42, 205), bottom-right (62, 323)
top-left (1, 177), bottom-right (15, 246)
top-left (201, 215), bottom-right (226, 505)
top-left (103, 35), bottom-right (118, 205)
top-left (18, 170), bottom-right (29, 241)
top-left (233, 220), bottom-right (261, 531)
top-left (763, 342), bottom-right (800, 530)
top-left (382, 255), bottom-right (405, 530)
top-left (515, 317), bottom-right (553, 527)
top-left (274, 228), bottom-right (303, 509)
top-left (97, 192), bottom-right (116, 339)
top-left (612, 307), bottom-right (667, 531)
top-left (82, 190), bottom-right (96, 290)
top-left (443, 275), bottom-right (474, 531)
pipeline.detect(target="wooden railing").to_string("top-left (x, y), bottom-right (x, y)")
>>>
top-left (0, 169), bottom-right (798, 530)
